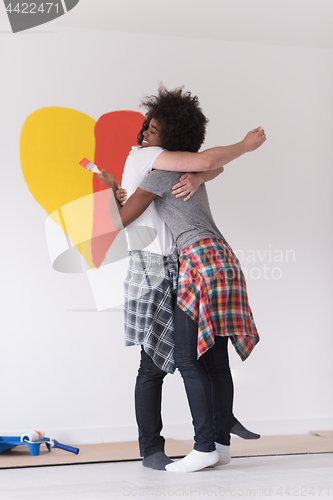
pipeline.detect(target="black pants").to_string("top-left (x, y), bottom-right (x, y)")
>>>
top-left (135, 347), bottom-right (168, 457)
top-left (174, 304), bottom-right (234, 452)
top-left (134, 306), bottom-right (234, 457)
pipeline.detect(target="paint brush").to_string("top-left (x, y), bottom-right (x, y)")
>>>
top-left (79, 158), bottom-right (101, 174)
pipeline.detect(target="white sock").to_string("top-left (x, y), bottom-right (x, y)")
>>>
top-left (214, 442), bottom-right (231, 466)
top-left (165, 449), bottom-right (218, 472)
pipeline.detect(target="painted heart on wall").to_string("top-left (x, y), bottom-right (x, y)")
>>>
top-left (20, 106), bottom-right (145, 271)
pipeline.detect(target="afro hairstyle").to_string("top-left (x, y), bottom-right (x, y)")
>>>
top-left (137, 85), bottom-right (208, 152)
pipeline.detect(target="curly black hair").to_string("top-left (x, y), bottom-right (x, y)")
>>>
top-left (137, 85), bottom-right (208, 152)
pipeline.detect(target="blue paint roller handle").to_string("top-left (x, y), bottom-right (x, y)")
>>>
top-left (52, 439), bottom-right (79, 454)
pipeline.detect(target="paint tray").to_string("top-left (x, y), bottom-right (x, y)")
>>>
top-left (0, 436), bottom-right (79, 456)
top-left (0, 436), bottom-right (48, 456)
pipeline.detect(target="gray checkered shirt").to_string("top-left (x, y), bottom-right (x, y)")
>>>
top-left (124, 250), bottom-right (178, 373)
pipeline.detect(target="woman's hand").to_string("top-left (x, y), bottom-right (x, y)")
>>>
top-left (172, 173), bottom-right (203, 201)
top-left (116, 186), bottom-right (128, 205)
top-left (97, 170), bottom-right (118, 188)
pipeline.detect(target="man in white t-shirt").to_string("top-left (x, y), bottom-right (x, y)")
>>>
top-left (121, 145), bottom-right (181, 470)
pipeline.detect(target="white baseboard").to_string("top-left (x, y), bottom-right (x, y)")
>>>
top-left (10, 417), bottom-right (333, 445)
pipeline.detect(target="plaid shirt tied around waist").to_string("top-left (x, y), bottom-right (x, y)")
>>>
top-left (177, 238), bottom-right (259, 361)
top-left (124, 250), bottom-right (178, 373)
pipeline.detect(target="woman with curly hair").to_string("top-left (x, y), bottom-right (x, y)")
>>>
top-left (98, 86), bottom-right (266, 472)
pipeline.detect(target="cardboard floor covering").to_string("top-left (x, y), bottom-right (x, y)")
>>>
top-left (0, 431), bottom-right (332, 469)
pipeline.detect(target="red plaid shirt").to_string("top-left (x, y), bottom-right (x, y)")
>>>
top-left (177, 238), bottom-right (259, 361)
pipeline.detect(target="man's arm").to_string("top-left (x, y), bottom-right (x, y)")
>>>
top-left (97, 171), bottom-right (157, 229)
top-left (171, 167), bottom-right (224, 201)
top-left (153, 127), bottom-right (266, 172)
top-left (116, 167), bottom-right (225, 204)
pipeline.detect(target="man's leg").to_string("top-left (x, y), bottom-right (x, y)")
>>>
top-left (135, 347), bottom-right (173, 470)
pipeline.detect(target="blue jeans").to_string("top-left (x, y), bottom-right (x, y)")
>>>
top-left (135, 347), bottom-right (168, 457)
top-left (174, 304), bottom-right (234, 452)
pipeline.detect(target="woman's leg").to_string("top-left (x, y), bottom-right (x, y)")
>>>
top-left (166, 305), bottom-right (218, 472)
top-left (201, 336), bottom-right (234, 446)
top-left (201, 336), bottom-right (233, 466)
top-left (173, 304), bottom-right (216, 452)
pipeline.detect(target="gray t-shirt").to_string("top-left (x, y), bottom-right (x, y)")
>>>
top-left (140, 170), bottom-right (224, 252)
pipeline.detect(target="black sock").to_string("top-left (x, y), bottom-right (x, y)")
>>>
top-left (142, 451), bottom-right (173, 471)
top-left (231, 417), bottom-right (261, 440)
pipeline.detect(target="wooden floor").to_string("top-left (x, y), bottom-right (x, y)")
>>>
top-left (1, 431), bottom-right (332, 469)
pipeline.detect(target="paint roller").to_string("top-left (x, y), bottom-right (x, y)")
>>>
top-left (21, 430), bottom-right (79, 454)
top-left (21, 430), bottom-right (45, 442)
top-left (46, 439), bottom-right (79, 454)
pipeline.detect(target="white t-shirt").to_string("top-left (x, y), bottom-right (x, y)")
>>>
top-left (121, 146), bottom-right (176, 256)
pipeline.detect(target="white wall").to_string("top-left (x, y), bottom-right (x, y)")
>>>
top-left (1, 24), bottom-right (332, 443)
